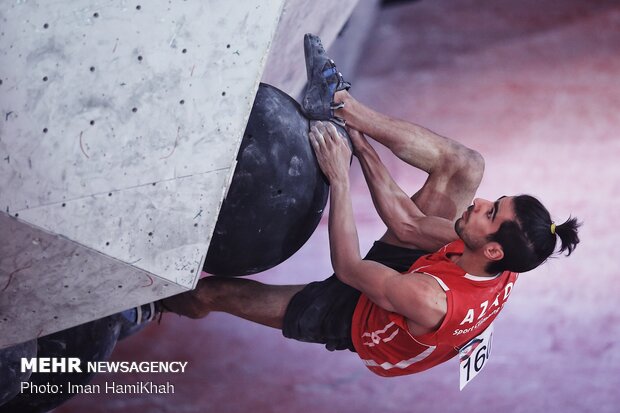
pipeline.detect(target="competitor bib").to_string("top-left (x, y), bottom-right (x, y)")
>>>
top-left (458, 323), bottom-right (494, 390)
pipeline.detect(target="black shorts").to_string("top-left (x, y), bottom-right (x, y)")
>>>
top-left (282, 241), bottom-right (428, 352)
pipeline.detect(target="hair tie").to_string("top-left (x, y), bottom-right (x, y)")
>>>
top-left (550, 222), bottom-right (556, 235)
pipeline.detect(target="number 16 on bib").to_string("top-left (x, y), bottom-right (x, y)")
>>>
top-left (458, 323), bottom-right (494, 390)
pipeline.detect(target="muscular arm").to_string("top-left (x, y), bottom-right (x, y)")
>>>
top-left (310, 122), bottom-right (446, 334)
top-left (327, 159), bottom-right (446, 334)
top-left (350, 128), bottom-right (457, 251)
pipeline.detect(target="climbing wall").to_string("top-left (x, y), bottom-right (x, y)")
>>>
top-left (0, 0), bottom-right (362, 349)
top-left (0, 0), bottom-right (287, 348)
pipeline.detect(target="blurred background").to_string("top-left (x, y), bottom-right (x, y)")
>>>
top-left (57, 0), bottom-right (620, 411)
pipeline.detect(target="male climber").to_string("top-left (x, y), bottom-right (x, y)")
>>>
top-left (161, 34), bottom-right (580, 377)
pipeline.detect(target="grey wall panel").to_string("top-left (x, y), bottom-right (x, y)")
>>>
top-left (0, 212), bottom-right (186, 348)
top-left (0, 1), bottom-right (284, 212)
top-left (16, 169), bottom-right (231, 288)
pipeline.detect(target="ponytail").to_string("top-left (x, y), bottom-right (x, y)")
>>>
top-left (554, 216), bottom-right (581, 256)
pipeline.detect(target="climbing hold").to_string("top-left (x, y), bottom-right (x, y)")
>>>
top-left (204, 83), bottom-right (350, 276)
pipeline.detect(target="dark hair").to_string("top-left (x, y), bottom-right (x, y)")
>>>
top-left (486, 194), bottom-right (581, 273)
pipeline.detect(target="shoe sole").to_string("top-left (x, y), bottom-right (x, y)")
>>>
top-left (302, 34), bottom-right (332, 119)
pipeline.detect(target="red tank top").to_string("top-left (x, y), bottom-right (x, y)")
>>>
top-left (351, 240), bottom-right (519, 377)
